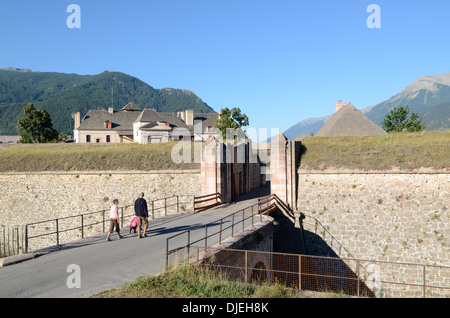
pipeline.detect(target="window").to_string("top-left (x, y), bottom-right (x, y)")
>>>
top-left (105, 121), bottom-right (112, 129)
top-left (86, 135), bottom-right (91, 143)
top-left (106, 135), bottom-right (111, 143)
top-left (148, 136), bottom-right (161, 144)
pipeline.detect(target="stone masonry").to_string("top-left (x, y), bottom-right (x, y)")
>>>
top-left (298, 170), bottom-right (450, 267)
top-left (0, 170), bottom-right (200, 227)
top-left (270, 134), bottom-right (302, 210)
top-left (200, 138), bottom-right (264, 203)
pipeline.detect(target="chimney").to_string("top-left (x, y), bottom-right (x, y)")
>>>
top-left (180, 111), bottom-right (186, 121)
top-left (108, 107), bottom-right (114, 114)
top-left (185, 110), bottom-right (194, 126)
top-left (74, 112), bottom-right (81, 129)
top-left (335, 100), bottom-right (346, 113)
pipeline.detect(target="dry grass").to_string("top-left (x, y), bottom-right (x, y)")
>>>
top-left (297, 130), bottom-right (450, 171)
top-left (93, 264), bottom-right (331, 298)
top-left (0, 142), bottom-right (199, 172)
top-left (1, 130), bottom-right (448, 172)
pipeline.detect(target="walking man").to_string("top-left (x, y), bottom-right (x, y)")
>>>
top-left (134, 192), bottom-right (149, 239)
top-left (106, 199), bottom-right (123, 241)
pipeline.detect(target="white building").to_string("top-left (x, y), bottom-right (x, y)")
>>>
top-left (73, 102), bottom-right (218, 144)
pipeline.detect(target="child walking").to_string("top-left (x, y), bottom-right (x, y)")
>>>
top-left (106, 199), bottom-right (123, 241)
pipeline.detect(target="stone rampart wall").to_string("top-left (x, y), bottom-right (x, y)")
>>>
top-left (0, 170), bottom-right (201, 227)
top-left (298, 170), bottom-right (450, 267)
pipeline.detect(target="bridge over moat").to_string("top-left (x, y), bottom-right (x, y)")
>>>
top-left (0, 186), bottom-right (277, 297)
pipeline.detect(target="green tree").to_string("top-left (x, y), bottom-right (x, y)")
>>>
top-left (17, 103), bottom-right (68, 143)
top-left (215, 107), bottom-right (249, 141)
top-left (382, 105), bottom-right (426, 133)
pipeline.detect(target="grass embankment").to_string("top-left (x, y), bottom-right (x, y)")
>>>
top-left (1, 131), bottom-right (447, 172)
top-left (0, 142), bottom-right (199, 172)
top-left (297, 130), bottom-right (450, 171)
top-left (93, 265), bottom-right (345, 298)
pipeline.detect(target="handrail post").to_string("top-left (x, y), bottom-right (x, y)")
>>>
top-left (102, 210), bottom-right (105, 233)
top-left (120, 207), bottom-right (124, 228)
top-left (16, 227), bottom-right (19, 255)
top-left (164, 198), bottom-right (167, 217)
top-left (25, 224), bottom-right (29, 253)
top-left (196, 246), bottom-right (199, 264)
top-left (165, 238), bottom-right (169, 270)
top-left (423, 265), bottom-right (426, 298)
top-left (245, 250), bottom-right (248, 283)
top-left (7, 227), bottom-right (10, 256)
top-left (81, 214), bottom-right (84, 239)
top-left (219, 219), bottom-right (223, 244)
top-left (298, 254), bottom-right (302, 290)
top-left (152, 201), bottom-right (155, 220)
top-left (187, 230), bottom-right (191, 260)
top-left (56, 219), bottom-right (59, 247)
top-left (21, 226), bottom-right (24, 254)
top-left (232, 214), bottom-right (235, 237)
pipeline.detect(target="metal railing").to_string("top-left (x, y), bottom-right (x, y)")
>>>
top-left (191, 247), bottom-right (450, 298)
top-left (166, 194), bottom-right (277, 269)
top-left (257, 194), bottom-right (277, 215)
top-left (1, 195), bottom-right (195, 256)
top-left (194, 192), bottom-right (221, 213)
top-left (1, 226), bottom-right (26, 257)
top-left (166, 193), bottom-right (450, 298)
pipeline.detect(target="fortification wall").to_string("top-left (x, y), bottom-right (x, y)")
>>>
top-left (0, 170), bottom-right (201, 227)
top-left (298, 170), bottom-right (450, 266)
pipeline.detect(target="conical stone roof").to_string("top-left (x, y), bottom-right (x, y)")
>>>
top-left (316, 104), bottom-right (387, 137)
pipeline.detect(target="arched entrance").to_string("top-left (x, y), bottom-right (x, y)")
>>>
top-left (250, 261), bottom-right (268, 283)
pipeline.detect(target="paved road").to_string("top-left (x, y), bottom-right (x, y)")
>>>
top-left (0, 187), bottom-right (269, 298)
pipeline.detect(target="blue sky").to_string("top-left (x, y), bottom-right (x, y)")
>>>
top-left (1, 0), bottom-right (450, 138)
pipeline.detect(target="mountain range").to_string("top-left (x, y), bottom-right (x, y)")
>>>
top-left (1, 68), bottom-right (449, 139)
top-left (0, 68), bottom-right (215, 135)
top-left (284, 72), bottom-right (450, 139)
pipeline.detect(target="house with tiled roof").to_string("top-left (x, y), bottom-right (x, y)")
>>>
top-left (73, 101), bottom-right (218, 144)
